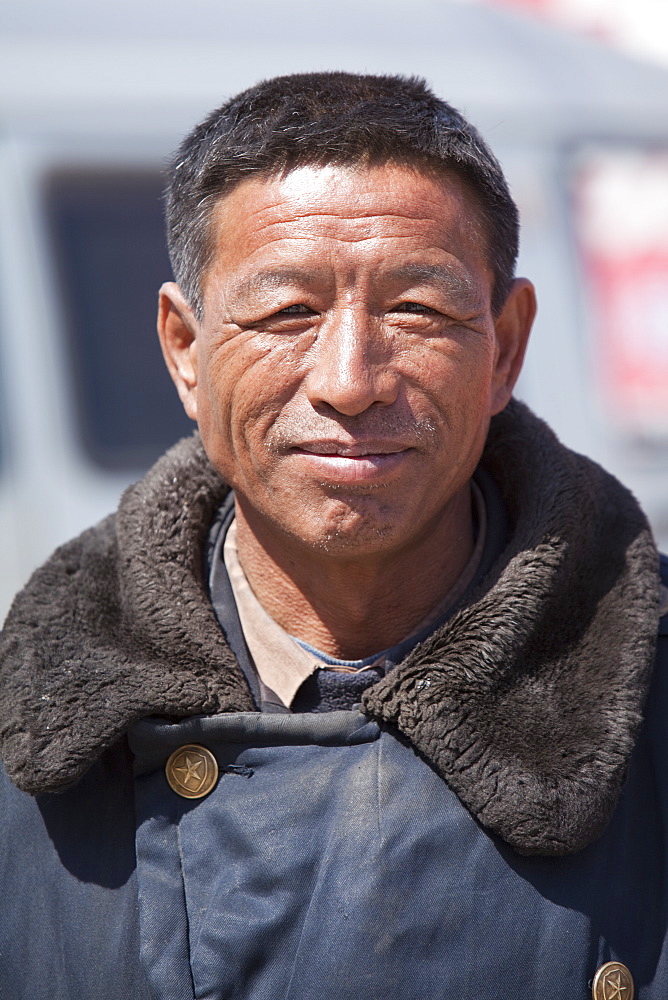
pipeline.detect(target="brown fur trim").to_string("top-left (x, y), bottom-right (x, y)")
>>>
top-left (0, 436), bottom-right (253, 795)
top-left (363, 401), bottom-right (661, 854)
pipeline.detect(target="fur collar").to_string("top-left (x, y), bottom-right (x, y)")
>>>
top-left (0, 401), bottom-right (661, 855)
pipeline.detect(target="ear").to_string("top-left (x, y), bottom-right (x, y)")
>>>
top-left (490, 277), bottom-right (536, 415)
top-left (157, 282), bottom-right (200, 422)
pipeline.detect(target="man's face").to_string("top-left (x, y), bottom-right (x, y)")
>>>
top-left (159, 164), bottom-right (533, 558)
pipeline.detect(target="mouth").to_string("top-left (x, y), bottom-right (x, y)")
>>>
top-left (288, 440), bottom-right (414, 483)
top-left (295, 439), bottom-right (409, 456)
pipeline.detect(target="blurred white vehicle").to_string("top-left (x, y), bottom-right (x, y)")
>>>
top-left (1, 0), bottom-right (667, 620)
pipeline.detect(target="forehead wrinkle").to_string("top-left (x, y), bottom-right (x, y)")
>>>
top-left (240, 207), bottom-right (451, 238)
top-left (239, 230), bottom-right (450, 260)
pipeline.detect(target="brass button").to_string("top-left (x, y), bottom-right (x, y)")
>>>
top-left (592, 961), bottom-right (634, 1000)
top-left (165, 744), bottom-right (219, 799)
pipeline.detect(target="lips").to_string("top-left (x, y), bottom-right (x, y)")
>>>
top-left (293, 439), bottom-right (411, 457)
top-left (288, 441), bottom-right (413, 484)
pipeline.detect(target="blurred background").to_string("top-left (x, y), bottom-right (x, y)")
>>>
top-left (1, 0), bottom-right (667, 620)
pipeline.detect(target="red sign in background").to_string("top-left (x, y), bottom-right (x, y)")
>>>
top-left (575, 151), bottom-right (668, 437)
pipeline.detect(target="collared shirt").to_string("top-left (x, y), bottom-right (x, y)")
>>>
top-left (222, 482), bottom-right (486, 710)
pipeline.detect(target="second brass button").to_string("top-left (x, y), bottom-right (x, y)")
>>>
top-left (592, 961), bottom-right (634, 1000)
top-left (165, 744), bottom-right (219, 799)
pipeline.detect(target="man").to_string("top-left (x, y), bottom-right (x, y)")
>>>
top-left (0, 72), bottom-right (666, 1000)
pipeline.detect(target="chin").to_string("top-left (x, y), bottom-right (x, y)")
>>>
top-left (296, 494), bottom-right (407, 556)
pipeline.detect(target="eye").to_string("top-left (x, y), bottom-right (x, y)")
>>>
top-left (390, 302), bottom-right (437, 315)
top-left (276, 304), bottom-right (315, 316)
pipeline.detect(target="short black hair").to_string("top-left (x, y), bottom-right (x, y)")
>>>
top-left (165, 72), bottom-right (519, 317)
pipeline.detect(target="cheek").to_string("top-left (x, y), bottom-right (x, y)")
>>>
top-left (196, 335), bottom-right (307, 470)
top-left (399, 336), bottom-right (496, 422)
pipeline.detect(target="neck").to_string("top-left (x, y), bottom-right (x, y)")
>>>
top-left (233, 487), bottom-right (474, 660)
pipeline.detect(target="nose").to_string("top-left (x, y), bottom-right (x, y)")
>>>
top-left (304, 308), bottom-right (399, 416)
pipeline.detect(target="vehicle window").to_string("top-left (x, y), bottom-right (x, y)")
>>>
top-left (43, 168), bottom-right (193, 471)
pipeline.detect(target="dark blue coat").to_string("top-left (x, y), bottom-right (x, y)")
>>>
top-left (1, 602), bottom-right (667, 1000)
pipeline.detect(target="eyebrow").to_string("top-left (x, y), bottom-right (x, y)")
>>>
top-left (232, 268), bottom-right (321, 300)
top-left (229, 262), bottom-right (481, 307)
top-left (383, 263), bottom-right (477, 300)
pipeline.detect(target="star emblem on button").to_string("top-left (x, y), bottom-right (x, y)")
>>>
top-left (592, 961), bottom-right (634, 1000)
top-left (165, 744), bottom-right (219, 799)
